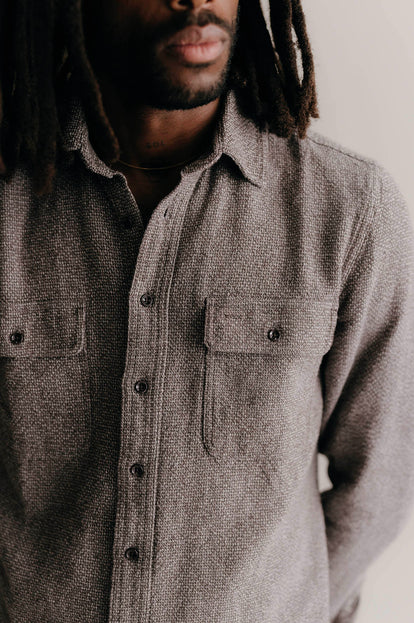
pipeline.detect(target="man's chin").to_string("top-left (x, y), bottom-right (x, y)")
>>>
top-left (144, 86), bottom-right (226, 111)
top-left (114, 60), bottom-right (232, 110)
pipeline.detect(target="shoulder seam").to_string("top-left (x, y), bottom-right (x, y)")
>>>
top-left (306, 135), bottom-right (377, 167)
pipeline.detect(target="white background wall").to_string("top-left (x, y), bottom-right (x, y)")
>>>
top-left (261, 1), bottom-right (414, 621)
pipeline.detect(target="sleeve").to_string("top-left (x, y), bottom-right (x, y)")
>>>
top-left (317, 162), bottom-right (414, 623)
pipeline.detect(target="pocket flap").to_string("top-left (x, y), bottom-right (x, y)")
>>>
top-left (0, 300), bottom-right (86, 357)
top-left (203, 296), bottom-right (337, 357)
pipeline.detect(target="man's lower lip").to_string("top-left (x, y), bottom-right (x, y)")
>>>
top-left (165, 41), bottom-right (225, 64)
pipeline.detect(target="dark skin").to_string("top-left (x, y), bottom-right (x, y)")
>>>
top-left (82, 0), bottom-right (240, 222)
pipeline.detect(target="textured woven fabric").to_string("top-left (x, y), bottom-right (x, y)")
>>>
top-left (1, 83), bottom-right (414, 623)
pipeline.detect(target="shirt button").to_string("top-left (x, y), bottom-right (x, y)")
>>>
top-left (140, 293), bottom-right (154, 307)
top-left (134, 379), bottom-right (149, 394)
top-left (267, 327), bottom-right (280, 341)
top-left (121, 214), bottom-right (134, 230)
top-left (130, 463), bottom-right (145, 477)
top-left (124, 547), bottom-right (140, 561)
top-left (9, 331), bottom-right (24, 345)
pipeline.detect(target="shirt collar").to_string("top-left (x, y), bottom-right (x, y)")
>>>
top-left (59, 85), bottom-right (266, 187)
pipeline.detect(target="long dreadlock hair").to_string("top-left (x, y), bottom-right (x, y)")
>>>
top-left (0, 0), bottom-right (319, 198)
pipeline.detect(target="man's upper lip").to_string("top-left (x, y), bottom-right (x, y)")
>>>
top-left (165, 25), bottom-right (227, 47)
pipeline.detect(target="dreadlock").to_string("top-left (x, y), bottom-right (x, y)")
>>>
top-left (0, 0), bottom-right (318, 198)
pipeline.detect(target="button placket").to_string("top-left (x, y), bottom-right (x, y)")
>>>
top-left (108, 174), bottom-right (203, 623)
top-left (123, 289), bottom-right (153, 572)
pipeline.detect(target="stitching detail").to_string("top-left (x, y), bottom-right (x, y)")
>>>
top-left (341, 162), bottom-right (381, 287)
top-left (306, 133), bottom-right (378, 167)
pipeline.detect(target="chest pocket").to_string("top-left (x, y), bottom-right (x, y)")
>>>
top-left (0, 300), bottom-right (91, 491)
top-left (201, 296), bottom-right (337, 466)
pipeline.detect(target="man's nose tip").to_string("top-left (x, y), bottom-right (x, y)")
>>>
top-left (169, 0), bottom-right (213, 10)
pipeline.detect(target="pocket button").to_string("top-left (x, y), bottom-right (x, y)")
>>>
top-left (267, 327), bottom-right (280, 341)
top-left (9, 330), bottom-right (24, 345)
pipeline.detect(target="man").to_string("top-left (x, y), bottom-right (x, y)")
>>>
top-left (0, 1), bottom-right (413, 622)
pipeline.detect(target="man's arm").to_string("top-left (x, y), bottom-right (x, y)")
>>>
top-left (317, 163), bottom-right (414, 622)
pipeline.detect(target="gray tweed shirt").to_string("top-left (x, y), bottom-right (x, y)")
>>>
top-left (1, 85), bottom-right (414, 623)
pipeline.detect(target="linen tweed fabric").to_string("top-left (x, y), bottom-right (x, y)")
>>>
top-left (0, 83), bottom-right (414, 623)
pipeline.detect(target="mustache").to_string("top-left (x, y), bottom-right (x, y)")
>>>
top-left (150, 9), bottom-right (238, 47)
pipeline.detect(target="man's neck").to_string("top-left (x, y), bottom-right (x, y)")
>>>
top-left (97, 76), bottom-right (223, 167)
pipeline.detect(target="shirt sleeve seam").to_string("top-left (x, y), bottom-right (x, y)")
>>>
top-left (340, 162), bottom-right (382, 288)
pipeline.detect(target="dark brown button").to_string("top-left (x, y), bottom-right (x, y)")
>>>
top-left (134, 380), bottom-right (148, 394)
top-left (9, 331), bottom-right (24, 345)
top-left (267, 328), bottom-right (280, 341)
top-left (121, 215), bottom-right (134, 230)
top-left (124, 547), bottom-right (140, 561)
top-left (140, 293), bottom-right (153, 307)
top-left (130, 463), bottom-right (145, 477)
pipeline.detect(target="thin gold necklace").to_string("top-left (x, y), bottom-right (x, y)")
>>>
top-left (116, 155), bottom-right (196, 171)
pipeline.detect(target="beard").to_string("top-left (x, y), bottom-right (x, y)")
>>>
top-left (83, 7), bottom-right (240, 111)
top-left (118, 53), bottom-right (235, 111)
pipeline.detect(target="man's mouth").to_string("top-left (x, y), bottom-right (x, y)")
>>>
top-left (164, 25), bottom-right (228, 65)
